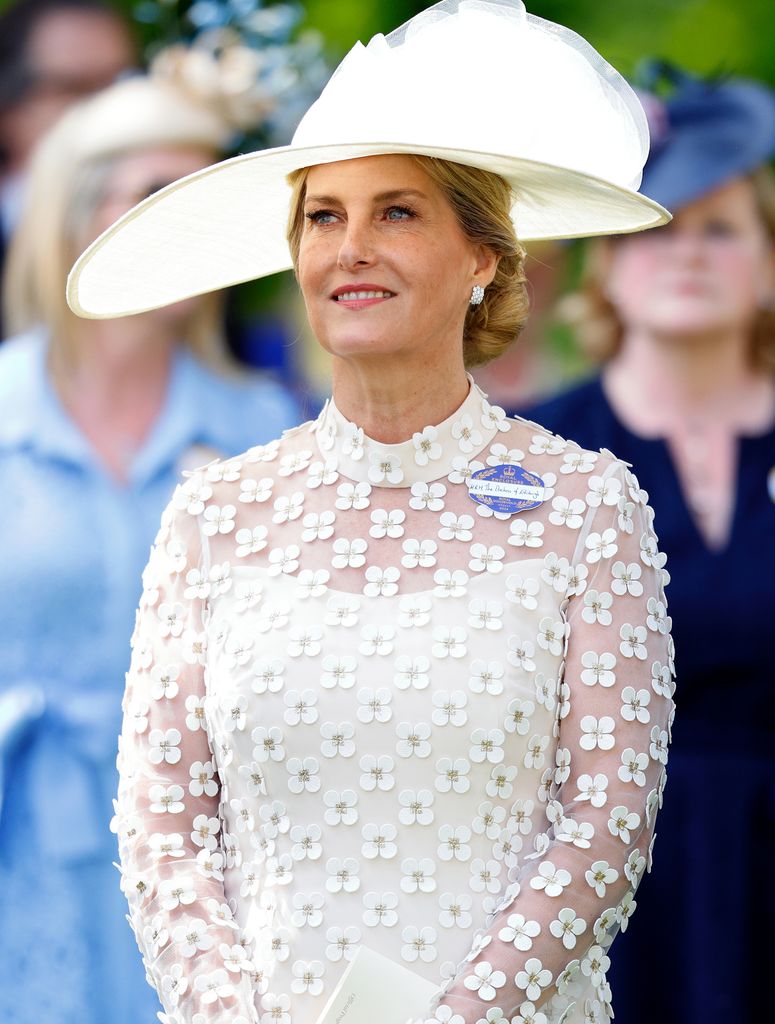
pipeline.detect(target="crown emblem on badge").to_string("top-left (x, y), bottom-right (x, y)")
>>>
top-left (503, 466), bottom-right (516, 477)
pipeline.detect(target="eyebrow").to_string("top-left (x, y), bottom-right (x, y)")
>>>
top-left (303, 188), bottom-right (429, 206)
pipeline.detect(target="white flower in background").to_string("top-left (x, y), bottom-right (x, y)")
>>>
top-left (556, 817), bottom-right (594, 849)
top-left (149, 784), bottom-right (185, 815)
top-left (486, 764), bottom-right (518, 800)
top-left (523, 734), bottom-right (549, 771)
top-left (331, 537), bottom-right (368, 569)
top-left (482, 400), bottom-right (510, 433)
top-left (580, 945), bottom-right (610, 988)
top-left (498, 912), bottom-right (540, 951)
top-left (290, 823), bottom-right (323, 861)
top-left (400, 856), bottom-right (436, 894)
top-left (620, 623), bottom-right (648, 659)
top-left (278, 450), bottom-right (312, 477)
top-left (260, 993), bottom-right (290, 1024)
top-left (585, 528), bottom-right (618, 563)
top-left (468, 598), bottom-right (503, 630)
top-left (470, 728), bottom-right (505, 765)
top-left (174, 476), bottom-right (212, 515)
top-left (287, 625), bottom-right (323, 658)
top-left (470, 857), bottom-right (501, 894)
top-left (650, 726), bottom-right (669, 764)
top-left (537, 616), bottom-right (566, 656)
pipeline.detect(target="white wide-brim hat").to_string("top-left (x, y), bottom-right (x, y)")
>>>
top-left (67, 0), bottom-right (670, 319)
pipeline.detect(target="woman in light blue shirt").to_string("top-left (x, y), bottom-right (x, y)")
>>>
top-left (0, 72), bottom-right (298, 1023)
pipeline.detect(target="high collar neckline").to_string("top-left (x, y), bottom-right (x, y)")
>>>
top-left (312, 375), bottom-right (510, 486)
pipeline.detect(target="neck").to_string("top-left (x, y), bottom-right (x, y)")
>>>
top-left (331, 352), bottom-right (470, 442)
top-left (604, 326), bottom-right (774, 431)
top-left (53, 317), bottom-right (177, 479)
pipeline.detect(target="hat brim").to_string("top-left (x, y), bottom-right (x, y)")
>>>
top-left (67, 140), bottom-right (670, 319)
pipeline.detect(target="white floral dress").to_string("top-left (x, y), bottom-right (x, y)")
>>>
top-left (116, 379), bottom-right (675, 1024)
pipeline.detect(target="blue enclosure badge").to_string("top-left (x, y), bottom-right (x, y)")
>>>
top-left (467, 463), bottom-right (546, 515)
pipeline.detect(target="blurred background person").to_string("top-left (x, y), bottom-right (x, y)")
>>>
top-left (521, 68), bottom-right (775, 1023)
top-left (0, 65), bottom-right (298, 1023)
top-left (0, 0), bottom-right (137, 323)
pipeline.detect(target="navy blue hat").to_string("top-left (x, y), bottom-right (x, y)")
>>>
top-left (636, 62), bottom-right (775, 212)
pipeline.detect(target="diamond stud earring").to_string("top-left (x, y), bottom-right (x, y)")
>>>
top-left (470, 285), bottom-right (485, 306)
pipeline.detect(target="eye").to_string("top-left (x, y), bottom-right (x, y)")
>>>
top-left (703, 218), bottom-right (737, 239)
top-left (384, 205), bottom-right (415, 222)
top-left (305, 209), bottom-right (338, 226)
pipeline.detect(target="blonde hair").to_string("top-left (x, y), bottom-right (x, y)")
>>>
top-left (559, 166), bottom-right (775, 373)
top-left (3, 80), bottom-right (229, 377)
top-left (285, 155), bottom-right (529, 368)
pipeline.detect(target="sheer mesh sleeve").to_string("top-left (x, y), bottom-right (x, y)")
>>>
top-left (115, 481), bottom-right (260, 1024)
top-left (430, 461), bottom-right (675, 1023)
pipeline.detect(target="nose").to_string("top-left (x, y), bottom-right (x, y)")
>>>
top-left (337, 214), bottom-right (376, 271)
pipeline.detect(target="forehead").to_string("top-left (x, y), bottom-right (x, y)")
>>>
top-left (304, 154), bottom-right (439, 200)
top-left (675, 176), bottom-right (761, 223)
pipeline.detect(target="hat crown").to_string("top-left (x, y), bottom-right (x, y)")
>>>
top-left (293, 0), bottom-right (649, 191)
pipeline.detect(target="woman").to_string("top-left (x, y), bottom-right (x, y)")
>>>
top-left (522, 70), bottom-right (775, 1024)
top-left (72, 3), bottom-right (675, 1023)
top-left (0, 72), bottom-right (297, 1023)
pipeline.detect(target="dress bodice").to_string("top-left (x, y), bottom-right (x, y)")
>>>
top-left (115, 381), bottom-right (674, 1024)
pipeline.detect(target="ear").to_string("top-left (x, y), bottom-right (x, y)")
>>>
top-left (472, 244), bottom-right (500, 289)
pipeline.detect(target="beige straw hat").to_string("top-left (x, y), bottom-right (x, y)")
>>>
top-left (67, 0), bottom-right (670, 320)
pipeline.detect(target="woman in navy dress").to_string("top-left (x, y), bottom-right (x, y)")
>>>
top-left (522, 69), bottom-right (775, 1023)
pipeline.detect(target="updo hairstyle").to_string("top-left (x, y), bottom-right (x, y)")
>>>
top-left (286, 155), bottom-right (529, 368)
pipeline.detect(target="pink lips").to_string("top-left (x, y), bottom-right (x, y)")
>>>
top-left (331, 283), bottom-right (396, 309)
